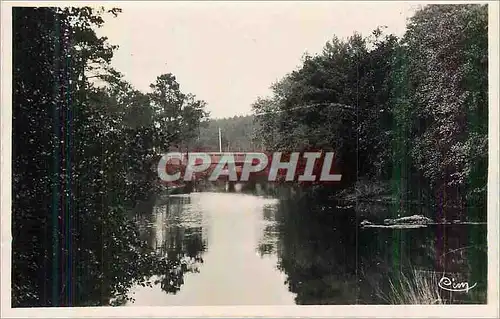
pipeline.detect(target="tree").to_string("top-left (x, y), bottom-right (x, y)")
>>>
top-left (403, 4), bottom-right (488, 216)
top-left (251, 4), bottom-right (488, 219)
top-left (12, 6), bottom-right (209, 307)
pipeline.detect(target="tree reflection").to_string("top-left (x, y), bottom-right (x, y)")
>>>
top-left (272, 193), bottom-right (487, 304)
top-left (260, 195), bottom-right (357, 304)
top-left (131, 196), bottom-right (207, 298)
top-left (257, 205), bottom-right (280, 257)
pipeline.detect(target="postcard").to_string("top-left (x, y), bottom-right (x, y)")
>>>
top-left (1, 1), bottom-right (498, 318)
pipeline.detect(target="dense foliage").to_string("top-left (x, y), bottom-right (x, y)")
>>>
top-left (189, 115), bottom-right (259, 152)
top-left (253, 4), bottom-right (488, 220)
top-left (12, 7), bottom-right (208, 306)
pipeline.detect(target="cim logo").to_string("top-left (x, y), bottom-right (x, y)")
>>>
top-left (157, 151), bottom-right (342, 183)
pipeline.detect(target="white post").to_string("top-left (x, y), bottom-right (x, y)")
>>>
top-left (218, 127), bottom-right (222, 153)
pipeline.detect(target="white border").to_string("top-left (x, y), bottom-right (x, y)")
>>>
top-left (1, 1), bottom-right (499, 318)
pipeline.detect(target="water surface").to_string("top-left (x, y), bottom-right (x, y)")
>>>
top-left (126, 188), bottom-right (487, 305)
top-left (128, 192), bottom-right (295, 305)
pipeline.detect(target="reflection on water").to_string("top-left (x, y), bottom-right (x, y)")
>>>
top-left (132, 195), bottom-right (206, 296)
top-left (275, 195), bottom-right (487, 304)
top-left (257, 205), bottom-right (281, 257)
top-left (125, 184), bottom-right (487, 305)
top-left (127, 192), bottom-right (296, 305)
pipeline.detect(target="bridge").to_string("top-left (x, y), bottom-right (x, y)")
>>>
top-left (165, 152), bottom-right (265, 177)
top-left (157, 128), bottom-right (314, 190)
top-left (158, 151), bottom-right (269, 193)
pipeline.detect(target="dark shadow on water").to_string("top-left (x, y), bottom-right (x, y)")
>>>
top-left (269, 191), bottom-right (487, 304)
top-left (130, 195), bottom-right (207, 298)
top-left (188, 181), bottom-right (487, 304)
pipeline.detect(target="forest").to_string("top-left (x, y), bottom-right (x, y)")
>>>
top-left (197, 4), bottom-right (488, 221)
top-left (190, 115), bottom-right (259, 152)
top-left (251, 4), bottom-right (488, 221)
top-left (12, 7), bottom-right (209, 306)
top-left (11, 4), bottom-right (488, 307)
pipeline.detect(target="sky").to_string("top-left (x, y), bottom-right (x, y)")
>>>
top-left (97, 2), bottom-right (420, 119)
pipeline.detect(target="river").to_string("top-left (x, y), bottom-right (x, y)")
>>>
top-left (125, 185), bottom-right (487, 305)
